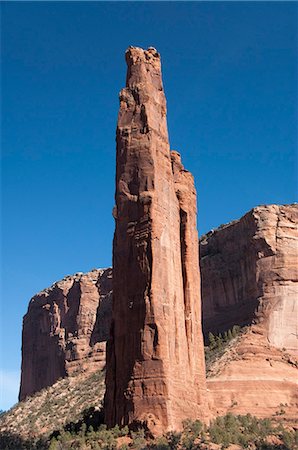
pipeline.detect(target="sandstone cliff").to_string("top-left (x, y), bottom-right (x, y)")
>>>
top-left (19, 204), bottom-right (298, 424)
top-left (104, 46), bottom-right (208, 435)
top-left (200, 204), bottom-right (298, 422)
top-left (19, 268), bottom-right (112, 401)
top-left (200, 204), bottom-right (298, 354)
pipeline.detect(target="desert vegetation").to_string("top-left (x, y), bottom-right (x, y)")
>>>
top-left (0, 370), bottom-right (105, 445)
top-left (1, 413), bottom-right (297, 449)
top-left (204, 325), bottom-right (244, 373)
top-left (1, 328), bottom-right (297, 450)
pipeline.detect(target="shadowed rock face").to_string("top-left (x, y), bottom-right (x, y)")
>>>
top-left (104, 46), bottom-right (208, 435)
top-left (19, 268), bottom-right (112, 401)
top-left (200, 204), bottom-right (298, 354)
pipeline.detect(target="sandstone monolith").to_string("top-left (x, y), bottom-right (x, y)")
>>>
top-left (104, 47), bottom-right (208, 435)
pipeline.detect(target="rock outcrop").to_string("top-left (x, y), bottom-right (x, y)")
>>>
top-left (19, 268), bottom-right (112, 401)
top-left (207, 330), bottom-right (298, 423)
top-left (104, 46), bottom-right (208, 435)
top-left (200, 204), bottom-right (298, 421)
top-left (18, 204), bottom-right (298, 422)
top-left (200, 204), bottom-right (298, 354)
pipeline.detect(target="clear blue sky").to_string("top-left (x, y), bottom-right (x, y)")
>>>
top-left (1, 2), bottom-right (297, 411)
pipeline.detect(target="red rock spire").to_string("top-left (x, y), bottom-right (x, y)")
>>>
top-left (104, 46), bottom-right (208, 435)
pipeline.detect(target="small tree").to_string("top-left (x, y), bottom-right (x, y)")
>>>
top-left (232, 325), bottom-right (240, 338)
top-left (131, 429), bottom-right (146, 450)
top-left (166, 431), bottom-right (181, 449)
top-left (216, 334), bottom-right (223, 349)
top-left (208, 332), bottom-right (216, 349)
top-left (49, 437), bottom-right (58, 450)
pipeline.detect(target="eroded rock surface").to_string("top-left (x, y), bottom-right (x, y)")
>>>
top-left (200, 204), bottom-right (298, 354)
top-left (200, 204), bottom-right (298, 421)
top-left (104, 46), bottom-right (208, 434)
top-left (18, 204), bottom-right (298, 422)
top-left (207, 331), bottom-right (298, 423)
top-left (19, 268), bottom-right (112, 401)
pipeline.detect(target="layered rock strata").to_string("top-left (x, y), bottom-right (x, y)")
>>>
top-left (200, 204), bottom-right (298, 421)
top-left (104, 46), bottom-right (208, 434)
top-left (19, 204), bottom-right (298, 421)
top-left (200, 204), bottom-right (298, 354)
top-left (207, 331), bottom-right (298, 423)
top-left (19, 268), bottom-right (112, 401)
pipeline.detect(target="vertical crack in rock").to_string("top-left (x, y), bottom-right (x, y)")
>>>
top-left (104, 47), bottom-right (208, 435)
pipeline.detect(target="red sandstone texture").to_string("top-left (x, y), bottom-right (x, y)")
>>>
top-left (19, 268), bottom-right (112, 401)
top-left (19, 204), bottom-right (298, 421)
top-left (207, 331), bottom-right (298, 423)
top-left (200, 204), bottom-right (298, 421)
top-left (18, 47), bottom-right (297, 426)
top-left (104, 46), bottom-right (208, 435)
top-left (200, 204), bottom-right (298, 353)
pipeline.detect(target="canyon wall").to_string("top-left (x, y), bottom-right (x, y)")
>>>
top-left (200, 204), bottom-right (298, 354)
top-left (19, 268), bottom-right (112, 401)
top-left (19, 203), bottom-right (297, 424)
top-left (104, 46), bottom-right (208, 435)
top-left (201, 204), bottom-right (298, 421)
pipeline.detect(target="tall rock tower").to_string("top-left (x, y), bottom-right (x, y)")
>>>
top-left (105, 46), bottom-right (208, 435)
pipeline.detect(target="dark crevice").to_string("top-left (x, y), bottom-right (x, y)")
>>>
top-left (179, 208), bottom-right (191, 359)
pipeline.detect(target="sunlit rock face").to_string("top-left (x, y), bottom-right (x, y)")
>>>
top-left (200, 204), bottom-right (298, 355)
top-left (19, 268), bottom-right (112, 401)
top-left (19, 204), bottom-right (298, 422)
top-left (104, 46), bottom-right (208, 435)
top-left (200, 204), bottom-right (298, 423)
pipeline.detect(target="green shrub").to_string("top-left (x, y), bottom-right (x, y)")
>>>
top-left (182, 419), bottom-right (203, 438)
top-left (208, 332), bottom-right (216, 349)
top-left (181, 433), bottom-right (197, 450)
top-left (152, 436), bottom-right (170, 449)
top-left (208, 413), bottom-right (271, 448)
top-left (282, 429), bottom-right (298, 450)
top-left (131, 429), bottom-right (146, 449)
top-left (48, 439), bottom-right (56, 450)
top-left (165, 431), bottom-right (181, 449)
top-left (120, 425), bottom-right (129, 437)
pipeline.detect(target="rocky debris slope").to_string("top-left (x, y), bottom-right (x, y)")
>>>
top-left (19, 268), bottom-right (112, 401)
top-left (1, 370), bottom-right (105, 441)
top-left (104, 46), bottom-right (208, 435)
top-left (200, 204), bottom-right (298, 422)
